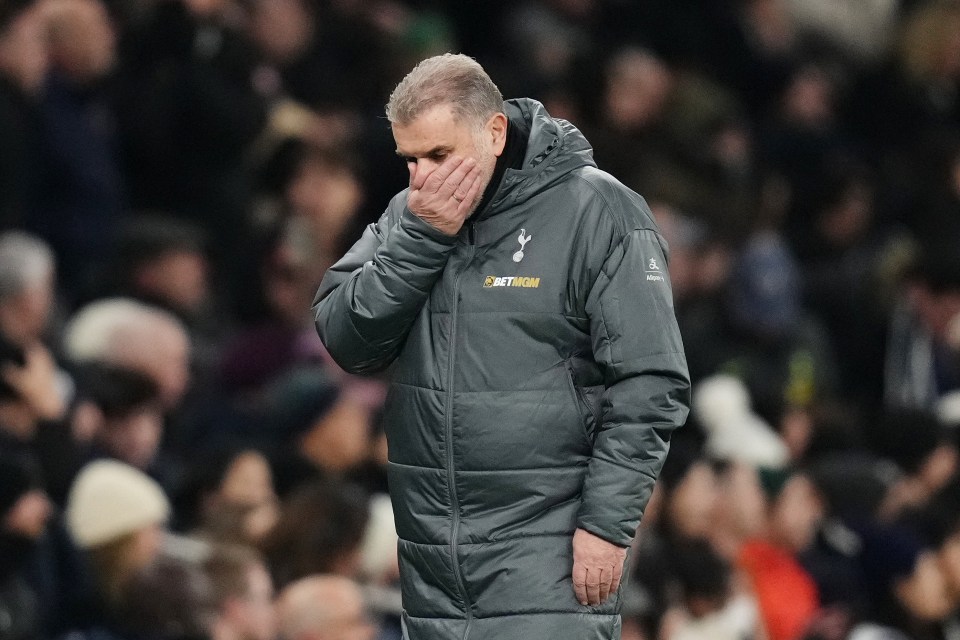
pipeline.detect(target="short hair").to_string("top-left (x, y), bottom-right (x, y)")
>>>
top-left (0, 231), bottom-right (54, 301)
top-left (204, 544), bottom-right (265, 608)
top-left (75, 363), bottom-right (162, 419)
top-left (385, 53), bottom-right (504, 128)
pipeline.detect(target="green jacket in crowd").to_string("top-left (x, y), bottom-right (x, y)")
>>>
top-left (313, 99), bottom-right (690, 640)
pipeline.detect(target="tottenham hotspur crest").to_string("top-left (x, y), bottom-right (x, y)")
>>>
top-left (513, 229), bottom-right (532, 262)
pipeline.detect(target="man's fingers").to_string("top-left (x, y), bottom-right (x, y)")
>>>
top-left (610, 560), bottom-right (624, 597)
top-left (585, 569), bottom-right (601, 606)
top-left (422, 156), bottom-right (464, 193)
top-left (572, 564), bottom-right (588, 606)
top-left (437, 157), bottom-right (476, 198)
top-left (597, 567), bottom-right (611, 604)
top-left (455, 166), bottom-right (483, 217)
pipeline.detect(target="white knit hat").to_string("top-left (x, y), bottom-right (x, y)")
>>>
top-left (66, 459), bottom-right (171, 549)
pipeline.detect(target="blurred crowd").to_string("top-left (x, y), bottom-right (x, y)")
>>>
top-left (0, 0), bottom-right (959, 639)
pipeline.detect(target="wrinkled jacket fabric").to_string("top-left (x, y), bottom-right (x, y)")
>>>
top-left (313, 99), bottom-right (690, 640)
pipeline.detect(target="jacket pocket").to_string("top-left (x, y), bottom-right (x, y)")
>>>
top-left (564, 361), bottom-right (598, 448)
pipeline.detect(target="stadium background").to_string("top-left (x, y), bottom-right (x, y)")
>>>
top-left (1, 0), bottom-right (960, 638)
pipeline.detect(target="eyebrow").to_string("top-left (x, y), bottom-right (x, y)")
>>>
top-left (395, 145), bottom-right (452, 159)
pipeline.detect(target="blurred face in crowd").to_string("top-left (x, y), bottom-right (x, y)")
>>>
top-left (910, 283), bottom-right (960, 344)
top-left (3, 489), bottom-right (52, 540)
top-left (45, 0), bottom-right (116, 83)
top-left (277, 577), bottom-right (375, 640)
top-left (392, 103), bottom-right (507, 218)
top-left (134, 250), bottom-right (209, 316)
top-left (0, 266), bottom-right (55, 348)
top-left (938, 530), bottom-right (960, 602)
top-left (249, 0), bottom-right (314, 64)
top-left (895, 551), bottom-right (953, 622)
top-left (216, 451), bottom-right (279, 542)
top-left (224, 562), bottom-right (276, 640)
top-left (299, 398), bottom-right (372, 474)
top-left (769, 474), bottom-right (823, 552)
top-left (98, 405), bottom-right (164, 471)
top-left (0, 4), bottom-right (49, 94)
top-left (716, 462), bottom-right (767, 542)
top-left (113, 320), bottom-right (190, 410)
top-left (287, 157), bottom-right (364, 258)
top-left (666, 461), bottom-right (719, 540)
top-left (603, 50), bottom-right (674, 132)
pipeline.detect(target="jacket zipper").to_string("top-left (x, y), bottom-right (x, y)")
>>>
top-left (447, 222), bottom-right (475, 635)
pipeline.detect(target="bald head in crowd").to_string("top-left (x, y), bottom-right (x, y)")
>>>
top-left (276, 576), bottom-right (374, 640)
top-left (63, 298), bottom-right (190, 409)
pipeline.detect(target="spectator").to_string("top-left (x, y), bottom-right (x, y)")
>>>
top-left (736, 468), bottom-right (823, 640)
top-left (260, 479), bottom-right (369, 588)
top-left (0, 232), bottom-right (57, 349)
top-left (850, 523), bottom-right (955, 640)
top-left (0, 0), bottom-right (47, 229)
top-left (63, 298), bottom-right (190, 411)
top-left (276, 575), bottom-right (376, 640)
top-left (183, 449), bottom-right (279, 547)
top-left (109, 551), bottom-right (218, 640)
top-left (884, 248), bottom-right (960, 412)
top-left (73, 364), bottom-right (165, 472)
top-left (64, 459), bottom-right (170, 613)
top-left (0, 335), bottom-right (69, 460)
top-left (31, 0), bottom-right (121, 295)
top-left (0, 453), bottom-right (51, 640)
top-left (204, 545), bottom-right (276, 640)
top-left (219, 216), bottom-right (327, 396)
top-left (252, 367), bottom-right (374, 493)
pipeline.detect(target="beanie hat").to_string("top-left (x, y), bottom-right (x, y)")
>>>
top-left (65, 459), bottom-right (170, 548)
top-left (255, 366), bottom-right (340, 441)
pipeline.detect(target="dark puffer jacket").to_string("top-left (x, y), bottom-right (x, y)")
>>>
top-left (313, 99), bottom-right (690, 640)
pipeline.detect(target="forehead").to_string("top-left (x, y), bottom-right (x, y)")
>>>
top-left (392, 104), bottom-right (475, 156)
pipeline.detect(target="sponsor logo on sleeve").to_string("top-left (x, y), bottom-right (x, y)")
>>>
top-left (646, 258), bottom-right (664, 282)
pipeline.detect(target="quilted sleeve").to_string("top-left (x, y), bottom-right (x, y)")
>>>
top-left (577, 227), bottom-right (691, 546)
top-left (312, 202), bottom-right (458, 374)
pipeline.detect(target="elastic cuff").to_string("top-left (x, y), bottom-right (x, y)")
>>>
top-left (400, 208), bottom-right (458, 244)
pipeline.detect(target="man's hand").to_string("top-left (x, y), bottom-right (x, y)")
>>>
top-left (2, 343), bottom-right (67, 421)
top-left (407, 155), bottom-right (483, 235)
top-left (572, 527), bottom-right (628, 606)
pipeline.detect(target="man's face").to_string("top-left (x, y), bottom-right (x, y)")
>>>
top-left (392, 104), bottom-right (505, 216)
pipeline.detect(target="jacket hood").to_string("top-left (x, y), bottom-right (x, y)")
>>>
top-left (486, 98), bottom-right (596, 215)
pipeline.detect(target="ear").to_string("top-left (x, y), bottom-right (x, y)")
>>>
top-left (489, 112), bottom-right (508, 157)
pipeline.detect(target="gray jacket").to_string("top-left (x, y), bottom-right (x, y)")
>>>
top-left (313, 99), bottom-right (690, 640)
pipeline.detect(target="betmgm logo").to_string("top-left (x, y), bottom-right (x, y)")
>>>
top-left (483, 275), bottom-right (541, 288)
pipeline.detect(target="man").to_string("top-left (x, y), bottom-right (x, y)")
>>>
top-left (205, 545), bottom-right (277, 640)
top-left (0, 0), bottom-right (47, 229)
top-left (276, 575), bottom-right (376, 640)
top-left (63, 298), bottom-right (191, 411)
top-left (313, 54), bottom-right (690, 639)
top-left (0, 231), bottom-right (57, 349)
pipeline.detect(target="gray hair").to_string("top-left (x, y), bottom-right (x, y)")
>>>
top-left (62, 297), bottom-right (185, 363)
top-left (385, 53), bottom-right (504, 128)
top-left (0, 231), bottom-right (55, 301)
